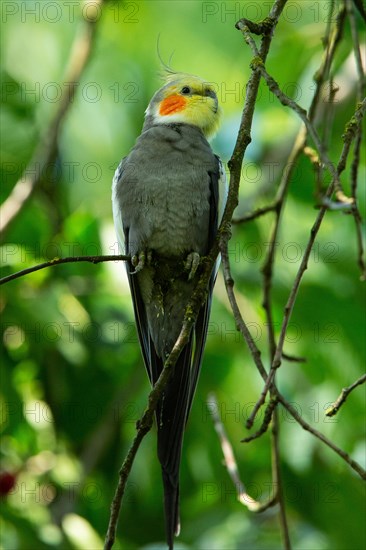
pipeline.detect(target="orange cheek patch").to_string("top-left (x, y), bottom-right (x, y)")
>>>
top-left (159, 94), bottom-right (187, 116)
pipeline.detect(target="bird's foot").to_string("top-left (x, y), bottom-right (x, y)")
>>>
top-left (184, 252), bottom-right (200, 280)
top-left (131, 250), bottom-right (152, 274)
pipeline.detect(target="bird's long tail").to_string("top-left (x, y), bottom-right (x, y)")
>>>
top-left (157, 339), bottom-right (194, 549)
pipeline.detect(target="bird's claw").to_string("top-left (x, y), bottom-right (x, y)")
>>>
top-left (131, 250), bottom-right (152, 274)
top-left (184, 252), bottom-right (200, 280)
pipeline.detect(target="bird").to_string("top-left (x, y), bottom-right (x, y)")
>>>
top-left (112, 70), bottom-right (227, 548)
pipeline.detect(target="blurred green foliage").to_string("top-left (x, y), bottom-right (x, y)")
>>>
top-left (1, 1), bottom-right (365, 549)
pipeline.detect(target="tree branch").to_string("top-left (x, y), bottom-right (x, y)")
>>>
top-left (247, 95), bottom-right (366, 428)
top-left (242, 396), bottom-right (278, 443)
top-left (326, 374), bottom-right (366, 417)
top-left (232, 201), bottom-right (279, 224)
top-left (225, 0), bottom-right (288, 236)
top-left (0, 255), bottom-right (129, 285)
top-left (238, 5), bottom-right (348, 435)
top-left (220, 230), bottom-right (366, 482)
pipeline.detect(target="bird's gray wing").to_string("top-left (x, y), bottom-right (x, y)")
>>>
top-left (112, 159), bottom-right (159, 384)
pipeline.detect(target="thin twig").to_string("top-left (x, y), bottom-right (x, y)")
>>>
top-left (228, 11), bottom-right (366, 537)
top-left (243, 16), bottom-right (356, 206)
top-left (247, 96), bottom-right (366, 428)
top-left (222, 0), bottom-right (289, 368)
top-left (220, 235), bottom-right (366, 481)
top-left (220, 237), bottom-right (267, 381)
top-left (247, 129), bottom-right (307, 429)
top-left (303, 146), bottom-right (320, 166)
top-left (225, 0), bottom-right (288, 236)
top-left (242, 396), bottom-right (278, 443)
top-left (311, 5), bottom-right (346, 201)
top-left (232, 202), bottom-right (279, 224)
top-left (220, 0), bottom-right (289, 382)
top-left (0, 0), bottom-right (105, 236)
top-left (258, 67), bottom-right (356, 206)
top-left (240, 1), bottom-right (345, 406)
top-left (337, 101), bottom-right (366, 175)
top-left (281, 352), bottom-right (306, 363)
top-left (208, 393), bottom-right (277, 512)
top-left (261, 129), bottom-right (307, 362)
top-left (326, 374), bottom-right (366, 417)
top-left (0, 255), bottom-right (129, 285)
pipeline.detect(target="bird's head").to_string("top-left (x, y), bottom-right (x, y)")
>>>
top-left (145, 73), bottom-right (222, 139)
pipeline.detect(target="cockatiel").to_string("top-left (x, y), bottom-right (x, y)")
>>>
top-left (112, 71), bottom-right (227, 548)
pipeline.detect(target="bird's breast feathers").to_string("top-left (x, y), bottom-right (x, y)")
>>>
top-left (114, 125), bottom-right (222, 258)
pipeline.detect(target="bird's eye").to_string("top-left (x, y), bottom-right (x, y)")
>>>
top-left (181, 86), bottom-right (191, 95)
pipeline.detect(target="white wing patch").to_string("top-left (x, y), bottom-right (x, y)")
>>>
top-left (111, 160), bottom-right (126, 254)
top-left (214, 157), bottom-right (228, 278)
top-left (218, 157), bottom-right (228, 227)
